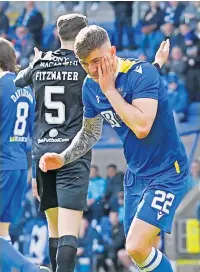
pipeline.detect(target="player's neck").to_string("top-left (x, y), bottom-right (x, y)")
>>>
top-left (0, 67), bottom-right (4, 73)
top-left (60, 41), bottom-right (75, 51)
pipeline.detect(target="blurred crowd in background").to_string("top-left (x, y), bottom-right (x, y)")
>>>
top-left (1, 1), bottom-right (200, 271)
top-left (1, 1), bottom-right (200, 122)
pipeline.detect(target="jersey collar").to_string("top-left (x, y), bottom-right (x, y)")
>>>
top-left (56, 48), bottom-right (75, 56)
top-left (115, 57), bottom-right (122, 78)
top-left (0, 71), bottom-right (12, 79)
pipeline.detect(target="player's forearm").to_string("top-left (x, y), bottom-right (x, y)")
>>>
top-left (105, 90), bottom-right (148, 138)
top-left (61, 116), bottom-right (103, 165)
top-left (15, 66), bottom-right (33, 87)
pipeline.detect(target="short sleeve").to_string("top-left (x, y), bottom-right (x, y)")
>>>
top-left (130, 63), bottom-right (159, 101)
top-left (82, 79), bottom-right (98, 118)
top-left (15, 66), bottom-right (33, 87)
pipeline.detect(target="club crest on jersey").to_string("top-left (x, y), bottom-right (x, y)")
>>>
top-left (49, 128), bottom-right (58, 138)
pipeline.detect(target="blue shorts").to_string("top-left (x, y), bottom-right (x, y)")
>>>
top-left (0, 169), bottom-right (27, 223)
top-left (124, 164), bottom-right (190, 236)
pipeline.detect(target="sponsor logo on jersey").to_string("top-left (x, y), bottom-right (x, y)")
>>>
top-left (39, 55), bottom-right (79, 68)
top-left (38, 138), bottom-right (69, 144)
top-left (9, 136), bottom-right (28, 142)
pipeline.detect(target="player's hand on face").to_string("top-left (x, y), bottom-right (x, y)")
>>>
top-left (154, 39), bottom-right (170, 68)
top-left (39, 153), bottom-right (65, 172)
top-left (32, 178), bottom-right (40, 201)
top-left (98, 55), bottom-right (116, 94)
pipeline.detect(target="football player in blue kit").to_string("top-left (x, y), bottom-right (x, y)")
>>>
top-left (39, 26), bottom-right (189, 271)
top-left (0, 38), bottom-right (49, 272)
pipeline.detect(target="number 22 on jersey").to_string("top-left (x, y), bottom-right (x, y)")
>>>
top-left (151, 190), bottom-right (175, 215)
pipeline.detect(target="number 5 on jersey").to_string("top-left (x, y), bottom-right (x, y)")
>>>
top-left (44, 86), bottom-right (65, 125)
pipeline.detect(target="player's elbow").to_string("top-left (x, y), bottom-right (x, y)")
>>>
top-left (14, 78), bottom-right (25, 88)
top-left (14, 78), bottom-right (20, 87)
top-left (134, 126), bottom-right (151, 139)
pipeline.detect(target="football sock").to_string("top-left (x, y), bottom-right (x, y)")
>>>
top-left (56, 235), bottom-right (78, 272)
top-left (0, 238), bottom-right (39, 272)
top-left (138, 247), bottom-right (173, 271)
top-left (49, 237), bottom-right (58, 272)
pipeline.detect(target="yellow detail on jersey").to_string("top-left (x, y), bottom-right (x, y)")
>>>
top-left (120, 59), bottom-right (137, 73)
top-left (174, 160), bottom-right (180, 174)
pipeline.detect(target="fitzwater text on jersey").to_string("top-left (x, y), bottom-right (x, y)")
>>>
top-left (35, 71), bottom-right (79, 81)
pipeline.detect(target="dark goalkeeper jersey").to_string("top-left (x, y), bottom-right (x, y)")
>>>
top-left (15, 49), bottom-right (91, 160)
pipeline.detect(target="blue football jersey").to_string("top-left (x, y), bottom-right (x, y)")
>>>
top-left (0, 72), bottom-right (34, 170)
top-left (83, 58), bottom-right (188, 177)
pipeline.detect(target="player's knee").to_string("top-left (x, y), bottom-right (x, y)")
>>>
top-left (126, 238), bottom-right (150, 264)
top-left (125, 243), bottom-right (144, 263)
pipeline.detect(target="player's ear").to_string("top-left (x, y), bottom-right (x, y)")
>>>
top-left (110, 46), bottom-right (116, 56)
